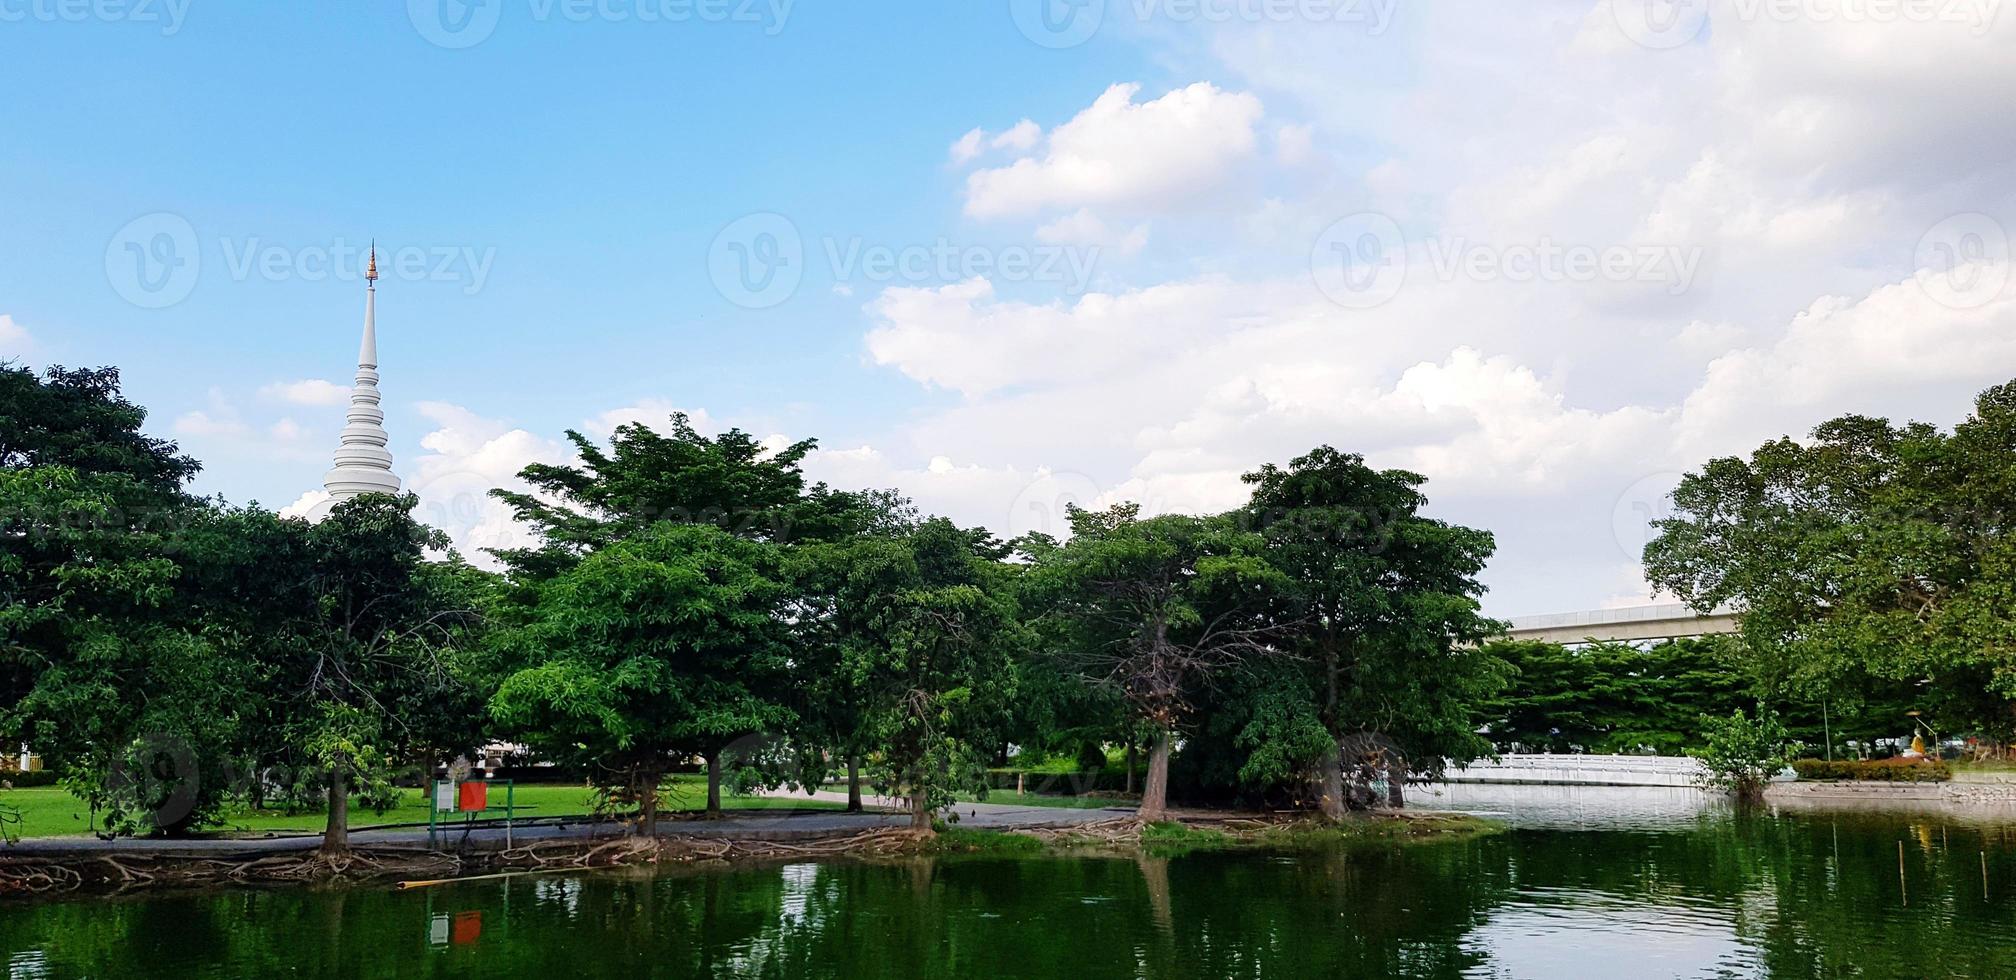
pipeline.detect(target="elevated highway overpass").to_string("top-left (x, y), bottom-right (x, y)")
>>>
top-left (1501, 603), bottom-right (1739, 645)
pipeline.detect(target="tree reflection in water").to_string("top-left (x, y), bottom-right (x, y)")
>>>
top-left (4, 803), bottom-right (2016, 978)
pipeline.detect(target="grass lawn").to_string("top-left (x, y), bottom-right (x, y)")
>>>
top-left (0, 774), bottom-right (839, 841)
top-left (817, 783), bottom-right (1131, 810)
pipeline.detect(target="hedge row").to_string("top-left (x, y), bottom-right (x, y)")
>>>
top-left (0, 770), bottom-right (60, 788)
top-left (983, 769), bottom-right (1136, 796)
top-left (1792, 758), bottom-right (1952, 782)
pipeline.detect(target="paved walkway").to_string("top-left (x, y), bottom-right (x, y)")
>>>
top-left (2, 792), bottom-right (1134, 859)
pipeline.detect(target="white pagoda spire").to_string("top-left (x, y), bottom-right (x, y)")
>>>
top-left (321, 245), bottom-right (402, 500)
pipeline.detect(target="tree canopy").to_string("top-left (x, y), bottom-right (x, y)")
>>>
top-left (1645, 380), bottom-right (2016, 748)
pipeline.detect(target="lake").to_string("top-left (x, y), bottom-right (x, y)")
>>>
top-left (5, 785), bottom-right (2015, 978)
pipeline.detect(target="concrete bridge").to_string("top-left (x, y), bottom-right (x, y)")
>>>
top-left (1444, 754), bottom-right (1706, 787)
top-left (1500, 603), bottom-right (1739, 646)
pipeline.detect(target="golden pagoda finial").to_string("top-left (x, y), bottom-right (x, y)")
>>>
top-left (366, 240), bottom-right (379, 283)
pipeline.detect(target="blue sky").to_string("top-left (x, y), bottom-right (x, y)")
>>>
top-left (5, 2), bottom-right (2013, 616)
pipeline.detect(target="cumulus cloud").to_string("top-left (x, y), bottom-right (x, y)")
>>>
top-left (0, 315), bottom-right (29, 354)
top-left (260, 379), bottom-right (350, 406)
top-left (961, 83), bottom-right (1266, 220)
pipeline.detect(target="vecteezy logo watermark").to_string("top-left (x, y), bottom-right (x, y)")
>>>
top-left (106, 212), bottom-right (201, 309)
top-left (1310, 213), bottom-right (1705, 308)
top-left (1007, 470), bottom-right (1106, 539)
top-left (1613, 0), bottom-right (2003, 49)
top-left (1612, 471), bottom-right (1685, 559)
top-left (708, 212), bottom-right (1103, 309)
top-left (1610, 0), bottom-right (1710, 49)
top-left (1915, 212), bottom-right (2010, 310)
top-left (409, 0), bottom-right (794, 48)
top-left (1010, 0), bottom-right (1104, 47)
top-left (709, 213), bottom-right (804, 309)
top-left (1310, 212), bottom-right (1406, 309)
top-left (0, 0), bottom-right (192, 35)
top-left (408, 0), bottom-right (503, 48)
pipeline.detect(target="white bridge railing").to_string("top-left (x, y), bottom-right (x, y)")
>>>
top-left (1440, 754), bottom-right (1706, 787)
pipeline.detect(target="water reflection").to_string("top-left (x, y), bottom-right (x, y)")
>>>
top-left (5, 791), bottom-right (2016, 978)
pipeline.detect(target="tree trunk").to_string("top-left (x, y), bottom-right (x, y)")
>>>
top-left (1125, 742), bottom-right (1137, 796)
top-left (703, 750), bottom-right (723, 819)
top-left (846, 755), bottom-right (863, 813)
top-left (635, 770), bottom-right (660, 836)
top-left (1138, 731), bottom-right (1172, 821)
top-left (1385, 759), bottom-right (1406, 808)
top-left (910, 783), bottom-right (933, 833)
top-left (1320, 739), bottom-right (1348, 820)
top-left (320, 766), bottom-right (350, 856)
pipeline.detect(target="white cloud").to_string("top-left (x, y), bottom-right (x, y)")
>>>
top-left (962, 83), bottom-right (1265, 220)
top-left (1033, 208), bottom-right (1150, 255)
top-left (260, 379), bottom-right (349, 406)
top-left (949, 127), bottom-right (986, 165)
top-left (0, 315), bottom-right (29, 354)
top-left (991, 119), bottom-right (1042, 152)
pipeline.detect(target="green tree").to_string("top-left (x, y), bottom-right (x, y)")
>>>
top-left (489, 413), bottom-right (887, 579)
top-left (1236, 448), bottom-right (1506, 814)
top-left (1693, 705), bottom-right (1799, 802)
top-left (0, 365), bottom-right (227, 835)
top-left (1476, 637), bottom-right (1753, 755)
top-left (801, 520), bottom-right (1020, 831)
top-left (278, 493), bottom-right (489, 854)
top-left (489, 523), bottom-right (793, 831)
top-left (1645, 380), bottom-right (2016, 751)
top-left (1021, 505), bottom-right (1284, 820)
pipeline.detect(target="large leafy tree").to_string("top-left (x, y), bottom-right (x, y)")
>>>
top-left (489, 413), bottom-right (888, 579)
top-left (0, 364), bottom-right (199, 495)
top-left (279, 494), bottom-right (490, 855)
top-left (1645, 381), bottom-right (2016, 749)
top-left (1021, 504), bottom-right (1285, 820)
top-left (1476, 638), bottom-right (1752, 755)
top-left (1233, 448), bottom-right (1506, 814)
top-left (0, 365), bottom-right (226, 835)
top-left (489, 523), bottom-right (793, 830)
top-left (800, 519), bottom-right (1020, 831)
top-left (777, 492), bottom-right (920, 811)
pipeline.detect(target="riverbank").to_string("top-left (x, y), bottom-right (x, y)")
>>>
top-left (0, 804), bottom-right (1497, 901)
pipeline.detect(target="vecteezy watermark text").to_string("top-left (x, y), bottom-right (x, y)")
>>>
top-left (1309, 213), bottom-right (1704, 308)
top-left (709, 212), bottom-right (1101, 309)
top-left (408, 0), bottom-right (792, 48)
top-left (0, 0), bottom-right (191, 34)
top-left (1009, 0), bottom-right (1395, 48)
top-left (1611, 0), bottom-right (2001, 50)
top-left (105, 214), bottom-right (497, 308)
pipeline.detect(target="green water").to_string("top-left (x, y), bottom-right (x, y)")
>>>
top-left (6, 786), bottom-right (2016, 978)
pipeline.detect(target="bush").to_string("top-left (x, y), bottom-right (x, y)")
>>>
top-left (1792, 758), bottom-right (1952, 782)
top-left (982, 768), bottom-right (1133, 796)
top-left (1692, 706), bottom-right (1800, 801)
top-left (0, 770), bottom-right (60, 788)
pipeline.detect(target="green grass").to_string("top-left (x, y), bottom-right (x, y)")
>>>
top-left (0, 774), bottom-right (840, 841)
top-left (1949, 758), bottom-right (2016, 773)
top-left (925, 825), bottom-right (1048, 855)
top-left (1130, 815), bottom-right (1500, 857)
top-left (956, 789), bottom-right (1132, 810)
top-left (819, 783), bottom-right (1131, 810)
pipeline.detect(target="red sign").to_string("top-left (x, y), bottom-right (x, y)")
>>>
top-left (451, 911), bottom-right (483, 946)
top-left (457, 781), bottom-right (489, 813)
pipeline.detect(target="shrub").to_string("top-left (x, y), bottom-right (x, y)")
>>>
top-left (1692, 706), bottom-right (1800, 801)
top-left (1792, 758), bottom-right (1952, 782)
top-left (0, 770), bottom-right (61, 788)
top-left (982, 769), bottom-right (1133, 796)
